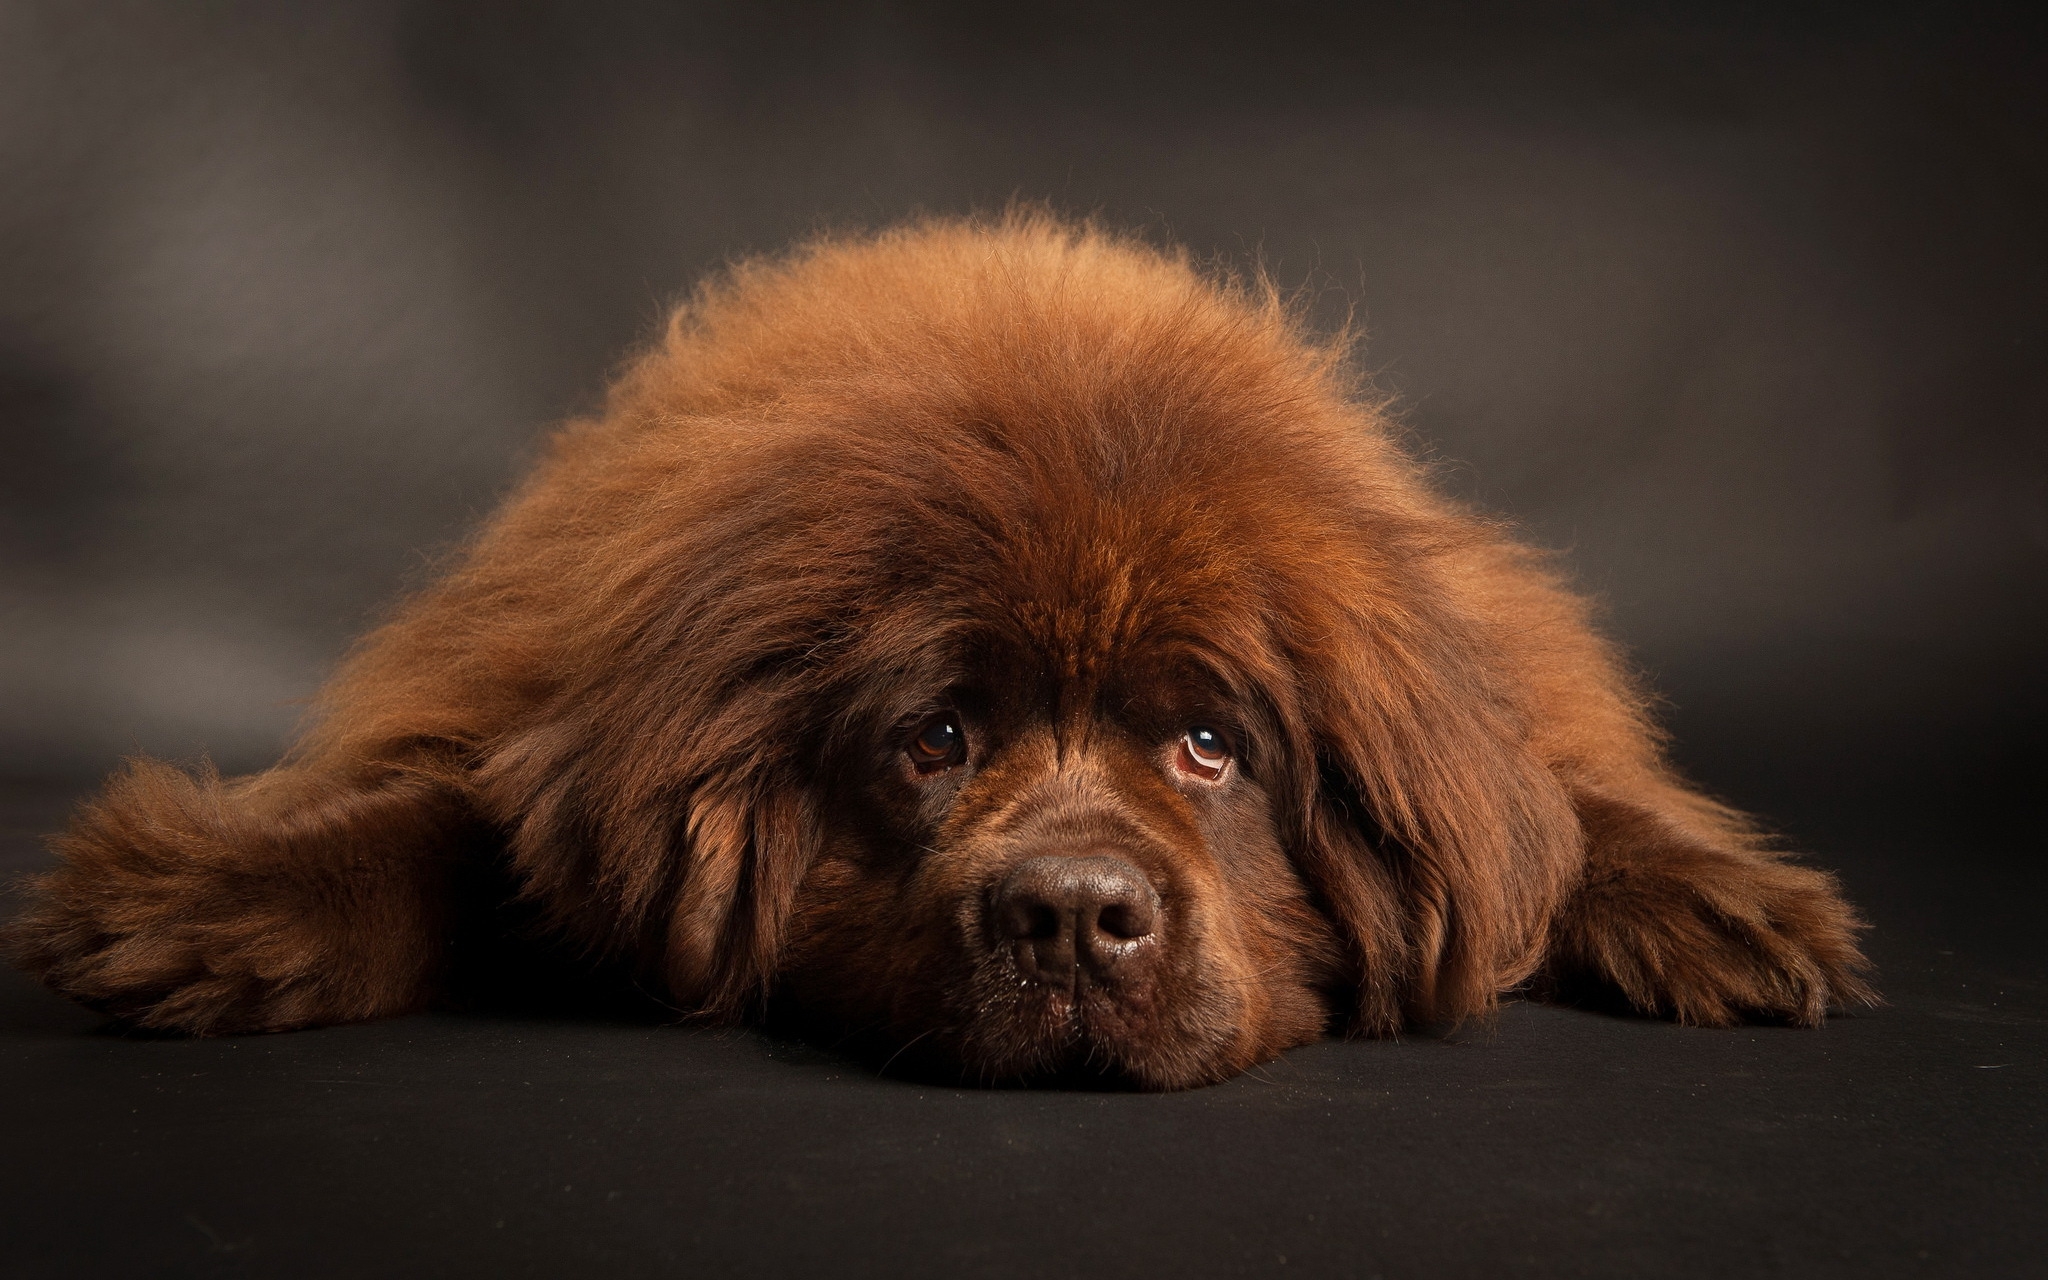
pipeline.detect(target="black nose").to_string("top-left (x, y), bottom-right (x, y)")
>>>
top-left (993, 855), bottom-right (1160, 984)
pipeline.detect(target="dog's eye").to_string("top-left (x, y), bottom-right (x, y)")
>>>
top-left (1177, 727), bottom-right (1231, 780)
top-left (908, 715), bottom-right (966, 771)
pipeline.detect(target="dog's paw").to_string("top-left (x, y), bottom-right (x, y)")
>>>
top-left (9, 866), bottom-right (345, 1034)
top-left (1545, 794), bottom-right (1877, 1026)
top-left (1563, 858), bottom-right (1876, 1025)
top-left (4, 761), bottom-right (431, 1034)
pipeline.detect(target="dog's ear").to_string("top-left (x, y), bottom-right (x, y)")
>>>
top-left (465, 429), bottom-right (870, 1022)
top-left (477, 675), bottom-right (822, 1022)
top-left (1291, 583), bottom-right (1582, 1031)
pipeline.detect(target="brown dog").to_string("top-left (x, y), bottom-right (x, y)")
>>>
top-left (7, 214), bottom-right (1874, 1088)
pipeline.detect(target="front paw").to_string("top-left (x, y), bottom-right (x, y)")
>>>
top-left (8, 861), bottom-right (346, 1033)
top-left (4, 761), bottom-right (436, 1034)
top-left (1565, 859), bottom-right (1876, 1025)
top-left (1546, 794), bottom-right (1878, 1026)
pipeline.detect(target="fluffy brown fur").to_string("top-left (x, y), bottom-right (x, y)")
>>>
top-left (6, 213), bottom-right (1874, 1088)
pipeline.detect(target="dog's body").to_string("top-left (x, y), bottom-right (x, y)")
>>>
top-left (9, 215), bottom-right (1872, 1088)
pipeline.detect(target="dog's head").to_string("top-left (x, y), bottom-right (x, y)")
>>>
top-left (469, 218), bottom-right (1582, 1088)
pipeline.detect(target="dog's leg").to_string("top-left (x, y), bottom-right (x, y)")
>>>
top-left (5, 758), bottom-right (486, 1033)
top-left (1537, 784), bottom-right (1876, 1024)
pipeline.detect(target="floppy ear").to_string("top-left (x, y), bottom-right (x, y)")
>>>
top-left (475, 673), bottom-right (824, 1022)
top-left (1293, 587), bottom-right (1582, 1030)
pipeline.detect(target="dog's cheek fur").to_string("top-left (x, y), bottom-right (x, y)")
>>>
top-left (1203, 792), bottom-right (1350, 1052)
top-left (769, 835), bottom-right (986, 1077)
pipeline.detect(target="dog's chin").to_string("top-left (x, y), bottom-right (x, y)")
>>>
top-left (936, 980), bottom-right (1245, 1092)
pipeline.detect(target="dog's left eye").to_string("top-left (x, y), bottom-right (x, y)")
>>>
top-left (1177, 727), bottom-right (1231, 780)
top-left (908, 715), bottom-right (966, 771)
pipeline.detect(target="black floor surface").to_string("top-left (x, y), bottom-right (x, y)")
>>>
top-left (2, 779), bottom-right (2043, 1279)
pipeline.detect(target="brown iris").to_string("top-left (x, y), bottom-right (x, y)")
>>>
top-left (908, 714), bottom-right (965, 772)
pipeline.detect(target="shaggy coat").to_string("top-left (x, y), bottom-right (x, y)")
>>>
top-left (7, 214), bottom-right (1873, 1088)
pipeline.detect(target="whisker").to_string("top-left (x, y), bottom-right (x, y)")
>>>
top-left (876, 1026), bottom-right (938, 1077)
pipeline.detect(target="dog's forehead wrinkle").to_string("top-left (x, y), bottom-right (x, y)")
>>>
top-left (982, 560), bottom-right (1291, 734)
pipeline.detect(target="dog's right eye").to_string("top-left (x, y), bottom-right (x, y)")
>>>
top-left (908, 715), bottom-right (966, 772)
top-left (1176, 726), bottom-right (1231, 781)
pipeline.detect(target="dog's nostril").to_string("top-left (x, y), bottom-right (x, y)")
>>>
top-left (1006, 901), bottom-right (1061, 941)
top-left (1094, 898), bottom-right (1155, 941)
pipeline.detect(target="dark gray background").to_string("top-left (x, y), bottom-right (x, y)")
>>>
top-left (5, 0), bottom-right (2043, 803)
top-left (2, 3), bottom-right (2043, 1277)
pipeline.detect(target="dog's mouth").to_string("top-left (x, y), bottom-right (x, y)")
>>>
top-left (924, 982), bottom-right (1157, 1088)
top-left (912, 926), bottom-right (1243, 1090)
